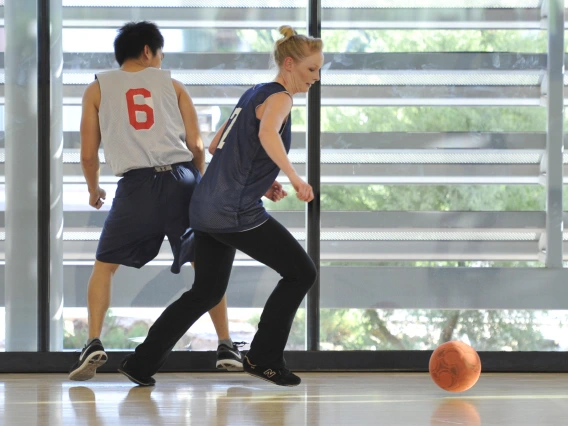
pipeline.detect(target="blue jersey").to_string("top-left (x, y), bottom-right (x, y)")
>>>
top-left (190, 82), bottom-right (292, 233)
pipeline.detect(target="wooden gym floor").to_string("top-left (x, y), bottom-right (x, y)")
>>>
top-left (0, 372), bottom-right (566, 425)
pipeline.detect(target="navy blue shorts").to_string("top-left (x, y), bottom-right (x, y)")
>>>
top-left (96, 162), bottom-right (199, 274)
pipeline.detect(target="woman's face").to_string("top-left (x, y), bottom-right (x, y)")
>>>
top-left (287, 50), bottom-right (324, 94)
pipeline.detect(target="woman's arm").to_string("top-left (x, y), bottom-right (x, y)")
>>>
top-left (257, 93), bottom-right (313, 202)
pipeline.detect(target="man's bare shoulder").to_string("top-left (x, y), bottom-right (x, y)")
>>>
top-left (171, 79), bottom-right (186, 98)
top-left (83, 80), bottom-right (101, 108)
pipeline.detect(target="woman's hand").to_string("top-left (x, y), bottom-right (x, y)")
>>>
top-left (289, 174), bottom-right (314, 202)
top-left (264, 181), bottom-right (288, 202)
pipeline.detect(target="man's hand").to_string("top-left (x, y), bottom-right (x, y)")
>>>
top-left (89, 187), bottom-right (106, 209)
top-left (264, 181), bottom-right (288, 202)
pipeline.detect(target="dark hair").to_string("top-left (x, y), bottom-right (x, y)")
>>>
top-left (114, 21), bottom-right (164, 66)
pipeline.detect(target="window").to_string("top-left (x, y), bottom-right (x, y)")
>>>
top-left (316, 1), bottom-right (567, 352)
top-left (60, 1), bottom-right (308, 351)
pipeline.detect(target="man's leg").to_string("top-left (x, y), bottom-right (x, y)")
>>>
top-left (208, 293), bottom-right (245, 371)
top-left (208, 293), bottom-right (230, 341)
top-left (88, 260), bottom-right (120, 339)
top-left (69, 260), bottom-right (119, 381)
top-left (70, 170), bottom-right (164, 382)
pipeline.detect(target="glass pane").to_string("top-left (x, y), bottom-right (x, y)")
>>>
top-left (312, 309), bottom-right (568, 351)
top-left (60, 3), bottom-right (308, 352)
top-left (1, 0), bottom-right (39, 351)
top-left (319, 6), bottom-right (553, 351)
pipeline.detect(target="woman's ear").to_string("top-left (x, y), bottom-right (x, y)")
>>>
top-left (284, 57), bottom-right (294, 71)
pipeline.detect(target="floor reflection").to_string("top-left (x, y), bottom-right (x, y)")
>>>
top-left (0, 373), bottom-right (566, 426)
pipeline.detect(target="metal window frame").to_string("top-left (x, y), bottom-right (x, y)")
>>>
top-left (0, 350), bottom-right (568, 373)
top-left (543, 0), bottom-right (565, 266)
top-left (307, 0), bottom-right (321, 353)
top-left (37, 0), bottom-right (51, 353)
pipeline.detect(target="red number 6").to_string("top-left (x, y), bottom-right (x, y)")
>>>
top-left (126, 88), bottom-right (155, 130)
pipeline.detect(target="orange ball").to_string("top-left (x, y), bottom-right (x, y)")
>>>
top-left (429, 341), bottom-right (481, 392)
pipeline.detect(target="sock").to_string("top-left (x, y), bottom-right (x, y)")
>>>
top-left (87, 337), bottom-right (100, 346)
top-left (219, 338), bottom-right (234, 348)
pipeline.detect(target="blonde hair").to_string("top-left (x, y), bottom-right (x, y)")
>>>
top-left (272, 25), bottom-right (323, 68)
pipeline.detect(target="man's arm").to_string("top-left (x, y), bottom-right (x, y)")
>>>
top-left (80, 81), bottom-right (106, 209)
top-left (172, 79), bottom-right (205, 175)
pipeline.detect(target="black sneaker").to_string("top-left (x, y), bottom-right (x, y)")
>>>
top-left (242, 355), bottom-right (301, 387)
top-left (118, 354), bottom-right (156, 387)
top-left (68, 338), bottom-right (108, 381)
top-left (216, 342), bottom-right (246, 371)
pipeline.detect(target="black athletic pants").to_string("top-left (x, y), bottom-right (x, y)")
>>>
top-left (131, 216), bottom-right (317, 375)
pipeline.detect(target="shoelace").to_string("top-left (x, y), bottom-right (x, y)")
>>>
top-left (233, 341), bottom-right (247, 348)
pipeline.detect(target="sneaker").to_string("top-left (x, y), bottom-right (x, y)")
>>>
top-left (118, 354), bottom-right (156, 387)
top-left (242, 355), bottom-right (301, 387)
top-left (68, 338), bottom-right (108, 381)
top-left (216, 342), bottom-right (246, 371)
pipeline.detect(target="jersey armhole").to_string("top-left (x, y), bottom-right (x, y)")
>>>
top-left (254, 90), bottom-right (294, 114)
top-left (279, 115), bottom-right (290, 135)
top-left (254, 90), bottom-right (294, 127)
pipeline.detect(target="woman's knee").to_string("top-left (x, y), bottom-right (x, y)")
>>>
top-left (205, 292), bottom-right (225, 311)
top-left (189, 284), bottom-right (225, 309)
top-left (307, 260), bottom-right (318, 285)
top-left (298, 257), bottom-right (317, 289)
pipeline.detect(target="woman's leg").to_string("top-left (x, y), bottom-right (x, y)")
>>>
top-left (212, 217), bottom-right (317, 369)
top-left (129, 231), bottom-right (236, 376)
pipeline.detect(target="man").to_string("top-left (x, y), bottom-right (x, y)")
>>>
top-left (69, 21), bottom-right (243, 381)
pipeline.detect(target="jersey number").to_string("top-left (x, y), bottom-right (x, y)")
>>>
top-left (126, 88), bottom-right (155, 130)
top-left (217, 108), bottom-right (242, 149)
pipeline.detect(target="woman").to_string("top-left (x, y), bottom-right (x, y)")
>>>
top-left (119, 25), bottom-right (324, 387)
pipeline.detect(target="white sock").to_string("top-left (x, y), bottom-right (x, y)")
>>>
top-left (219, 338), bottom-right (233, 348)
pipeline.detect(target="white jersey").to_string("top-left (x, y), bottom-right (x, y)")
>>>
top-left (96, 68), bottom-right (193, 176)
